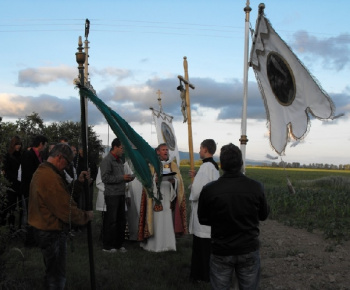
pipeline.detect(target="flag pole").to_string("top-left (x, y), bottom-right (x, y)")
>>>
top-left (178, 57), bottom-right (195, 181)
top-left (75, 32), bottom-right (96, 290)
top-left (240, 0), bottom-right (252, 174)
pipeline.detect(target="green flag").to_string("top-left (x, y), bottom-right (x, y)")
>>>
top-left (79, 87), bottom-right (161, 201)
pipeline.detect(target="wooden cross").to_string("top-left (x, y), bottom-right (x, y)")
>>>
top-left (178, 56), bottom-right (195, 181)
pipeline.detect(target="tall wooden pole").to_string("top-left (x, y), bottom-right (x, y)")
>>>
top-left (240, 1), bottom-right (251, 174)
top-left (75, 35), bottom-right (96, 290)
top-left (179, 56), bottom-right (195, 181)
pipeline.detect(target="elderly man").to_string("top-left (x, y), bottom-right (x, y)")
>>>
top-left (28, 143), bottom-right (93, 290)
top-left (198, 143), bottom-right (269, 290)
top-left (141, 143), bottom-right (187, 252)
top-left (156, 143), bottom-right (187, 236)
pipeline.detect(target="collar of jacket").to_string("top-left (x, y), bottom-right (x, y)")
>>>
top-left (110, 152), bottom-right (121, 162)
top-left (221, 171), bottom-right (244, 178)
top-left (43, 161), bottom-right (68, 183)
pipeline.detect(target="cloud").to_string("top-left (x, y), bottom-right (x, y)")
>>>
top-left (91, 67), bottom-right (132, 80)
top-left (16, 64), bottom-right (134, 88)
top-left (140, 58), bottom-right (149, 63)
top-left (328, 92), bottom-right (350, 120)
top-left (17, 65), bottom-right (76, 87)
top-left (290, 31), bottom-right (350, 71)
top-left (0, 93), bottom-right (103, 124)
top-left (2, 74), bottom-right (349, 127)
top-left (146, 77), bottom-right (265, 119)
top-left (0, 94), bottom-right (27, 115)
top-left (96, 76), bottom-right (266, 122)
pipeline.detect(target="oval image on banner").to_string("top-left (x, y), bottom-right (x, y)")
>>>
top-left (161, 122), bottom-right (176, 151)
top-left (267, 52), bottom-right (296, 106)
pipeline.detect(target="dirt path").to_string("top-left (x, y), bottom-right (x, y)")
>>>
top-left (259, 220), bottom-right (350, 290)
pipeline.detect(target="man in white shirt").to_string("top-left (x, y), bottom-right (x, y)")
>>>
top-left (189, 139), bottom-right (220, 282)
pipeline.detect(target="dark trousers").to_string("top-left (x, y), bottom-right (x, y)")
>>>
top-left (103, 195), bottom-right (126, 250)
top-left (34, 229), bottom-right (67, 290)
top-left (0, 189), bottom-right (19, 228)
top-left (190, 235), bottom-right (211, 282)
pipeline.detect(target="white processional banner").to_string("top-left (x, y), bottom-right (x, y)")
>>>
top-left (250, 12), bottom-right (335, 155)
top-left (151, 109), bottom-right (180, 166)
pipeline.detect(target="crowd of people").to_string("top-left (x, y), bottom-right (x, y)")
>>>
top-left (1, 134), bottom-right (270, 290)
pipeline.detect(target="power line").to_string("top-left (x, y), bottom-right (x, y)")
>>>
top-left (0, 18), bottom-right (348, 44)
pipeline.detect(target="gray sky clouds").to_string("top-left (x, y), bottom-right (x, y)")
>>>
top-left (291, 31), bottom-right (350, 71)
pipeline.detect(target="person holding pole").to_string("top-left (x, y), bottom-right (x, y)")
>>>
top-left (28, 143), bottom-right (94, 289)
top-left (189, 139), bottom-right (220, 283)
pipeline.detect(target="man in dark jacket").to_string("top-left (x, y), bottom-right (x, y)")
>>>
top-left (100, 138), bottom-right (134, 253)
top-left (198, 143), bottom-right (269, 290)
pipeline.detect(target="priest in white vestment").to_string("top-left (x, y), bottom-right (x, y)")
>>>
top-left (140, 144), bottom-right (178, 252)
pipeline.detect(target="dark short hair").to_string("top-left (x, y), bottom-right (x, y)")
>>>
top-left (156, 143), bottom-right (167, 152)
top-left (32, 135), bottom-right (48, 147)
top-left (201, 139), bottom-right (216, 155)
top-left (49, 143), bottom-right (74, 163)
top-left (111, 138), bottom-right (121, 149)
top-left (220, 143), bottom-right (243, 173)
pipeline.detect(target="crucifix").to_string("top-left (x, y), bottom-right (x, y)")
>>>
top-left (156, 89), bottom-right (163, 113)
top-left (178, 56), bottom-right (195, 181)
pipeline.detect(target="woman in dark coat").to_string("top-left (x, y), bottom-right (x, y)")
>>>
top-left (1, 136), bottom-right (22, 230)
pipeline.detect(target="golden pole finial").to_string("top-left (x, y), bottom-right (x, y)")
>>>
top-left (244, 1), bottom-right (252, 21)
top-left (75, 36), bottom-right (86, 85)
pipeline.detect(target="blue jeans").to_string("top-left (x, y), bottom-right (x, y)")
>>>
top-left (103, 195), bottom-right (126, 249)
top-left (34, 229), bottom-right (67, 290)
top-left (210, 250), bottom-right (261, 290)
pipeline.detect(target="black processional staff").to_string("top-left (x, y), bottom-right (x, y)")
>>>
top-left (75, 19), bottom-right (96, 289)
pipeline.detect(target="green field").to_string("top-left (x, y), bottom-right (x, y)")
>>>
top-left (246, 167), bottom-right (350, 241)
top-left (1, 167), bottom-right (349, 289)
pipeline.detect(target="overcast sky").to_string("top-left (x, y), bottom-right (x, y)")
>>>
top-left (1, 0), bottom-right (349, 166)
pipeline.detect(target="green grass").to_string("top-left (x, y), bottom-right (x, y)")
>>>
top-left (1, 166), bottom-right (350, 289)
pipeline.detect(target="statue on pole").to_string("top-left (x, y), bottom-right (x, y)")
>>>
top-left (177, 80), bottom-right (187, 123)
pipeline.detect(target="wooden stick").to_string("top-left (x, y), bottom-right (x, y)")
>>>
top-left (183, 57), bottom-right (195, 182)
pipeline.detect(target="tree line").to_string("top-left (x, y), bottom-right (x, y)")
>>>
top-left (263, 161), bottom-right (350, 170)
top-left (0, 112), bottom-right (105, 189)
